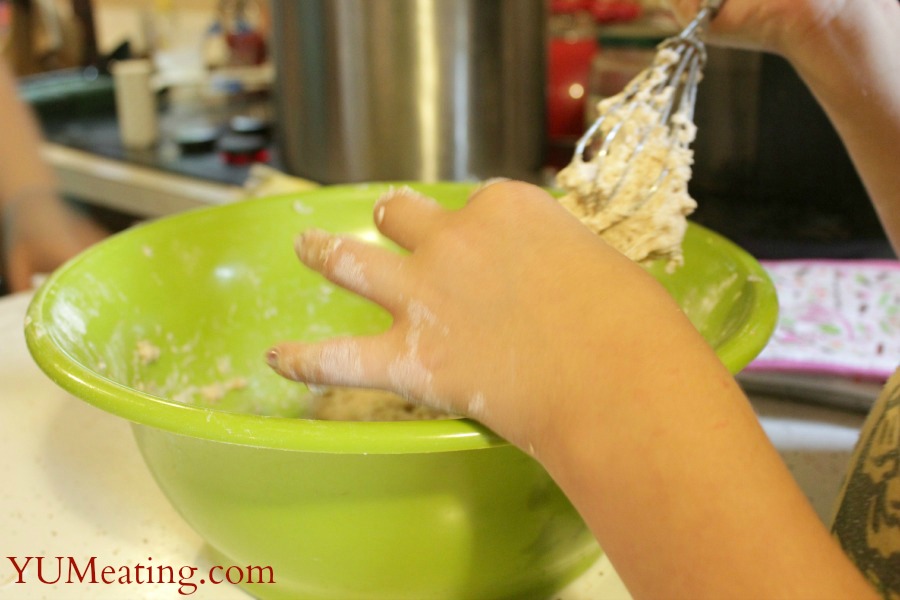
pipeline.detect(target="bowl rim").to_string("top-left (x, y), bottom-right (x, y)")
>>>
top-left (24, 182), bottom-right (778, 455)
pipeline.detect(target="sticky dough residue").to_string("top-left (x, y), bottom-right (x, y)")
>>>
top-left (136, 340), bottom-right (161, 365)
top-left (132, 339), bottom-right (249, 406)
top-left (308, 386), bottom-right (452, 422)
top-left (556, 47), bottom-right (697, 272)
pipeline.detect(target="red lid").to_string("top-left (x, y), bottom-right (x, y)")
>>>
top-left (550, 0), bottom-right (591, 15)
top-left (589, 0), bottom-right (642, 23)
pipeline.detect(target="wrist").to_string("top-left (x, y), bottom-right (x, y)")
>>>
top-left (778, 1), bottom-right (897, 109)
top-left (524, 286), bottom-right (714, 462)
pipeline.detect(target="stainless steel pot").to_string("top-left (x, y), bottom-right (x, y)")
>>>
top-left (270, 0), bottom-right (546, 184)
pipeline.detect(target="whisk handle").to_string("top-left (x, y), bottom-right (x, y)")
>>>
top-left (701, 0), bottom-right (726, 18)
top-left (681, 0), bottom-right (726, 39)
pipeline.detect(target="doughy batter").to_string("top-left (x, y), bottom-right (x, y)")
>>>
top-left (556, 47), bottom-right (698, 271)
top-left (308, 386), bottom-right (453, 422)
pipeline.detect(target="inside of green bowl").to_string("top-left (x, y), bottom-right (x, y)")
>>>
top-left (26, 182), bottom-right (777, 452)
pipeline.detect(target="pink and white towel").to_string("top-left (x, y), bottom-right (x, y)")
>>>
top-left (746, 259), bottom-right (900, 382)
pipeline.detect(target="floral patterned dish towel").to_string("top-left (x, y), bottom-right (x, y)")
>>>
top-left (745, 259), bottom-right (900, 382)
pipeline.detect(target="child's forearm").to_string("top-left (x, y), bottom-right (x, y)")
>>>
top-left (535, 301), bottom-right (878, 599)
top-left (0, 61), bottom-right (58, 214)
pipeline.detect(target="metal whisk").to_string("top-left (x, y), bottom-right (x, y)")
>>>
top-left (565, 0), bottom-right (725, 198)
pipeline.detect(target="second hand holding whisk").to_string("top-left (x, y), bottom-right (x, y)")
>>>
top-left (556, 1), bottom-right (726, 270)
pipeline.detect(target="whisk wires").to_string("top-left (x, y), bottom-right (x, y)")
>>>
top-left (568, 4), bottom-right (716, 210)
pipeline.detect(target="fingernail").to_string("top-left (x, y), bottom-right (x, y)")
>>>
top-left (374, 200), bottom-right (387, 226)
top-left (375, 186), bottom-right (396, 208)
top-left (374, 186), bottom-right (436, 226)
top-left (265, 347), bottom-right (279, 369)
top-left (477, 177), bottom-right (511, 192)
top-left (376, 184), bottom-right (426, 206)
top-left (295, 229), bottom-right (317, 259)
top-left (469, 178), bottom-right (512, 202)
top-left (295, 228), bottom-right (332, 264)
top-left (396, 185), bottom-right (422, 198)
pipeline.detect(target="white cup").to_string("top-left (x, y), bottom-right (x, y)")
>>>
top-left (112, 59), bottom-right (158, 149)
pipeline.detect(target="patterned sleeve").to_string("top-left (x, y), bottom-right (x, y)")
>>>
top-left (832, 368), bottom-right (900, 598)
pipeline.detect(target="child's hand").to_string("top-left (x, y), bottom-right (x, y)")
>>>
top-left (668, 0), bottom-right (855, 61)
top-left (266, 181), bottom-right (707, 452)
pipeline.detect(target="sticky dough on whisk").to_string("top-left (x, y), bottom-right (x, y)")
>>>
top-left (556, 47), bottom-right (698, 272)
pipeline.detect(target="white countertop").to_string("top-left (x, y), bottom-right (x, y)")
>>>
top-left (0, 291), bottom-right (866, 599)
top-left (43, 143), bottom-right (243, 218)
top-left (1, 292), bottom-right (242, 599)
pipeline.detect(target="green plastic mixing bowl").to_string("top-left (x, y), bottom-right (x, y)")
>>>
top-left (25, 182), bottom-right (777, 600)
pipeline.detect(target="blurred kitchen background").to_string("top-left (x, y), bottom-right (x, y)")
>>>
top-left (0, 0), bottom-right (894, 278)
